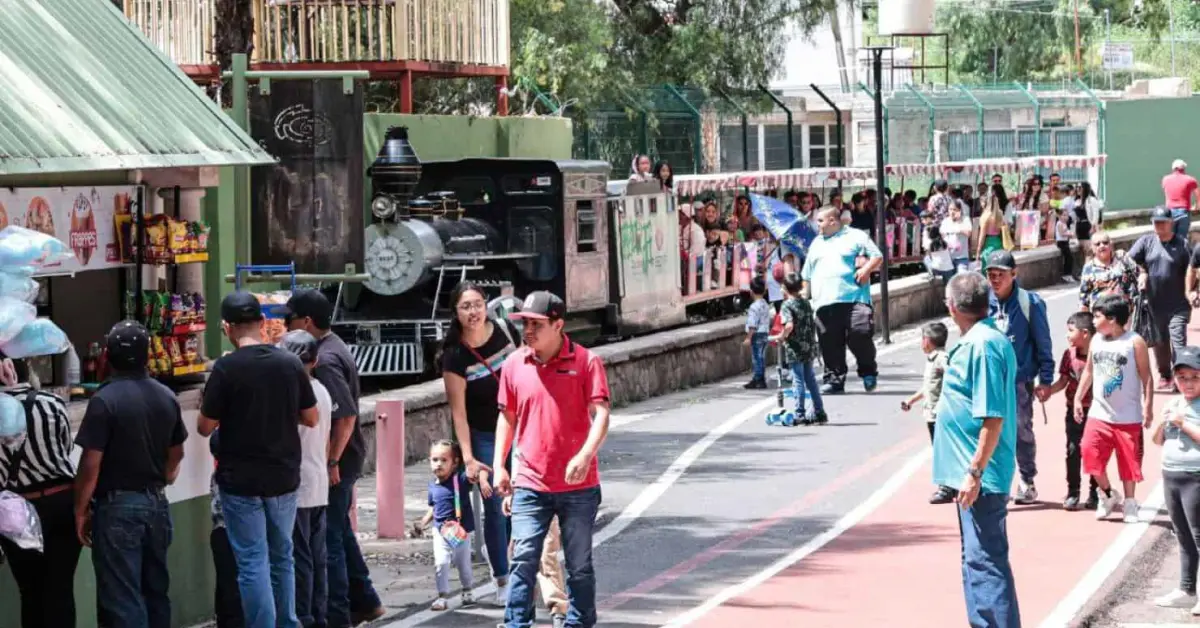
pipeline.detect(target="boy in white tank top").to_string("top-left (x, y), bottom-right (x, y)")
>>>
top-left (1075, 293), bottom-right (1154, 523)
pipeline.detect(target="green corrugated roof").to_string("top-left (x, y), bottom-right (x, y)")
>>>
top-left (0, 0), bottom-right (274, 175)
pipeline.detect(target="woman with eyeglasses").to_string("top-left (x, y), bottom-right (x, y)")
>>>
top-left (1078, 233), bottom-right (1139, 313)
top-left (439, 281), bottom-right (521, 606)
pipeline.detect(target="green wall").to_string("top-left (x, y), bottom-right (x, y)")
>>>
top-left (0, 496), bottom-right (216, 628)
top-left (363, 113), bottom-right (574, 162)
top-left (1105, 96), bottom-right (1200, 210)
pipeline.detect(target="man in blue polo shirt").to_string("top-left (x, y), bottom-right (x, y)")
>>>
top-left (934, 272), bottom-right (1021, 628)
top-left (801, 206), bottom-right (884, 394)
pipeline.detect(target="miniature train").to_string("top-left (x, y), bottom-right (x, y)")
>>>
top-left (324, 127), bottom-right (744, 378)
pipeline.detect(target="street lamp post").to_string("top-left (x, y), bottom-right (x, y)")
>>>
top-left (865, 46), bottom-right (893, 344)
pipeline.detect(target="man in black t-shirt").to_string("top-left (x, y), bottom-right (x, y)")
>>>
top-left (199, 291), bottom-right (318, 628)
top-left (74, 320), bottom-right (187, 628)
top-left (284, 289), bottom-right (384, 626)
top-left (1129, 207), bottom-right (1193, 390)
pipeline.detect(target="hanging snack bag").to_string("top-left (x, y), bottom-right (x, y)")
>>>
top-left (192, 221), bottom-right (210, 252)
top-left (144, 216), bottom-right (170, 263)
top-left (0, 226), bottom-right (73, 269)
top-left (183, 336), bottom-right (201, 365)
top-left (192, 292), bottom-right (206, 324)
top-left (168, 219), bottom-right (190, 256)
top-left (0, 318), bottom-right (71, 359)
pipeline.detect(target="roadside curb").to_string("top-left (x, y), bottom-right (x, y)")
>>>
top-left (1070, 511), bottom-right (1173, 627)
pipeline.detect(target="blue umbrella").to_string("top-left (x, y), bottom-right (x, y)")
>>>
top-left (749, 193), bottom-right (817, 257)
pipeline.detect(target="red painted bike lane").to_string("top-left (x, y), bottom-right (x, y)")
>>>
top-left (684, 360), bottom-right (1177, 627)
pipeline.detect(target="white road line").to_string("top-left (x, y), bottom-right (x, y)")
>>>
top-left (661, 448), bottom-right (933, 627)
top-left (1038, 483), bottom-right (1166, 628)
top-left (382, 284), bottom-right (1078, 627)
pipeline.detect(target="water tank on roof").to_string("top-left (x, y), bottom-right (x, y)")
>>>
top-left (878, 0), bottom-right (936, 35)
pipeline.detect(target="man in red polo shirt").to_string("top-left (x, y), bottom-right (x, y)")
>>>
top-left (1163, 158), bottom-right (1198, 239)
top-left (492, 291), bottom-right (611, 628)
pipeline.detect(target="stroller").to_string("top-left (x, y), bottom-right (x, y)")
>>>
top-left (765, 311), bottom-right (820, 427)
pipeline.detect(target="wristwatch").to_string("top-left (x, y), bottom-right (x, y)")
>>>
top-left (328, 459), bottom-right (340, 468)
top-left (966, 466), bottom-right (983, 479)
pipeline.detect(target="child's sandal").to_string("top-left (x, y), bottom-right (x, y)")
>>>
top-left (431, 597), bottom-right (449, 611)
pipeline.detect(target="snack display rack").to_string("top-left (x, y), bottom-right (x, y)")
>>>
top-left (127, 187), bottom-right (211, 379)
top-left (236, 263), bottom-right (297, 345)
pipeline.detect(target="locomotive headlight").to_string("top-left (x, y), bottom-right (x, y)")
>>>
top-left (371, 195), bottom-right (397, 220)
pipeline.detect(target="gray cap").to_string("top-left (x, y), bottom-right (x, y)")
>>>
top-left (1152, 207), bottom-right (1173, 222)
top-left (986, 250), bottom-right (1017, 271)
top-left (1174, 346), bottom-right (1200, 371)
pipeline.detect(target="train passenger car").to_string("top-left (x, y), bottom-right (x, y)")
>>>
top-left (605, 179), bottom-right (687, 334)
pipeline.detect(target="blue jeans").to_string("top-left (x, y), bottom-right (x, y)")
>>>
top-left (221, 489), bottom-right (300, 628)
top-left (505, 487), bottom-right (602, 628)
top-left (1172, 207), bottom-right (1191, 240)
top-left (294, 507), bottom-right (327, 628)
top-left (1015, 382), bottom-right (1036, 484)
top-left (790, 360), bottom-right (824, 415)
top-left (957, 493), bottom-right (1021, 627)
top-left (471, 430), bottom-right (511, 579)
top-left (326, 474), bottom-right (381, 627)
top-left (750, 332), bottom-right (768, 381)
top-left (92, 489), bottom-right (172, 628)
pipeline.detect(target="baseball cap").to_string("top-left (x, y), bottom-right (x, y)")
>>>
top-left (986, 250), bottom-right (1017, 271)
top-left (1152, 207), bottom-right (1173, 222)
top-left (283, 289), bottom-right (333, 329)
top-left (1174, 159), bottom-right (1188, 171)
top-left (221, 291), bottom-right (264, 324)
top-left (278, 329), bottom-right (319, 364)
top-left (105, 320), bottom-right (150, 370)
top-left (509, 291), bottom-right (566, 321)
top-left (1174, 346), bottom-right (1200, 371)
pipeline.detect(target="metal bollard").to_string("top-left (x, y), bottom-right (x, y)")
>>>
top-left (375, 400), bottom-right (406, 539)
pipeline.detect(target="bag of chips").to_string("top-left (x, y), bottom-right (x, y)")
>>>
top-left (0, 318), bottom-right (70, 359)
top-left (0, 226), bottom-right (72, 268)
top-left (0, 491), bottom-right (43, 552)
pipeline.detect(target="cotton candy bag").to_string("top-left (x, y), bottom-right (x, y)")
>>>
top-left (0, 393), bottom-right (24, 442)
top-left (0, 318), bottom-right (70, 359)
top-left (0, 298), bottom-right (36, 345)
top-left (0, 271), bottom-right (40, 303)
top-left (0, 226), bottom-right (72, 268)
top-left (0, 491), bottom-right (43, 552)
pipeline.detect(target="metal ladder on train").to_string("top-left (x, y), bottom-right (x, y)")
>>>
top-left (429, 259), bottom-right (483, 318)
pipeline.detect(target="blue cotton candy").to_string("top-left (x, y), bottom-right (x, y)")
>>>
top-left (0, 394), bottom-right (24, 439)
top-left (0, 318), bottom-right (70, 359)
top-left (0, 226), bottom-right (73, 268)
top-left (0, 298), bottom-right (36, 345)
top-left (0, 271), bottom-right (40, 303)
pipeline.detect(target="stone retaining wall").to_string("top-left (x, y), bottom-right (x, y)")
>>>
top-left (357, 226), bottom-right (1152, 472)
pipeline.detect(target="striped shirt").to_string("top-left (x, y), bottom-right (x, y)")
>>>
top-left (0, 385), bottom-right (76, 492)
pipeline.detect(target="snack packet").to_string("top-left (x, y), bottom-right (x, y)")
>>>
top-left (164, 337), bottom-right (186, 369)
top-left (168, 219), bottom-right (190, 255)
top-left (183, 336), bottom-right (200, 365)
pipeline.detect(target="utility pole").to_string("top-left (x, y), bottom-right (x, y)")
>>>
top-left (865, 45), bottom-right (893, 344)
top-left (1073, 0), bottom-right (1083, 79)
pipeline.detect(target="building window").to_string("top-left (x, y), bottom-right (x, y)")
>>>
top-left (763, 125), bottom-right (803, 171)
top-left (576, 200), bottom-right (597, 253)
top-left (808, 124), bottom-right (842, 168)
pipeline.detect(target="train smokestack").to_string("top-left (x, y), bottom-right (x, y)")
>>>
top-left (369, 126), bottom-right (422, 220)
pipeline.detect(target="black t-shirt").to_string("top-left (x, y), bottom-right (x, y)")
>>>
top-left (74, 374), bottom-right (187, 495)
top-left (440, 320), bottom-right (519, 433)
top-left (315, 333), bottom-right (366, 479)
top-left (201, 344), bottom-right (317, 497)
top-left (1130, 233), bottom-right (1192, 313)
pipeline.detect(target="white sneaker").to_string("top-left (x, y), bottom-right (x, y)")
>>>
top-left (1013, 481), bottom-right (1038, 505)
top-left (1155, 589), bottom-right (1197, 608)
top-left (1123, 499), bottom-right (1140, 523)
top-left (1192, 599), bottom-right (1200, 616)
top-left (1096, 491), bottom-right (1122, 519)
top-left (490, 580), bottom-right (508, 608)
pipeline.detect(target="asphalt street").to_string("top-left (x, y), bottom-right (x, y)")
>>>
top-left (381, 282), bottom-right (1086, 628)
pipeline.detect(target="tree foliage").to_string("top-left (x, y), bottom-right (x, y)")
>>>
top-left (939, 0), bottom-right (1168, 82)
top-left (407, 0), bottom-right (835, 115)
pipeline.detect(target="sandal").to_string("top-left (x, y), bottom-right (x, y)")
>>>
top-left (431, 597), bottom-right (449, 611)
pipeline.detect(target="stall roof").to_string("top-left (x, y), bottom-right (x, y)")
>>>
top-left (0, 0), bottom-right (275, 176)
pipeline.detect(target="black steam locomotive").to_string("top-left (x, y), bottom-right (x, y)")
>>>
top-left (328, 127), bottom-right (741, 378)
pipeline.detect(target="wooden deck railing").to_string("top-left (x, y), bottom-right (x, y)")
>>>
top-left (124, 0), bottom-right (510, 69)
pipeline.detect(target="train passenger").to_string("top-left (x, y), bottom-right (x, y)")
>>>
top-left (628, 154), bottom-right (653, 182)
top-left (440, 281), bottom-right (522, 606)
top-left (653, 160), bottom-right (673, 192)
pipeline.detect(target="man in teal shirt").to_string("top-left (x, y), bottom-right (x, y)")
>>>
top-left (934, 272), bottom-right (1021, 628)
top-left (800, 206), bottom-right (883, 395)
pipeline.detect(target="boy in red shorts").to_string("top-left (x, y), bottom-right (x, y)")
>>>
top-left (1075, 293), bottom-right (1154, 523)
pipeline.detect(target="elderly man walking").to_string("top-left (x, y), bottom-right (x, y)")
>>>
top-left (1129, 207), bottom-right (1193, 393)
top-left (801, 206), bottom-right (884, 394)
top-left (935, 272), bottom-right (1021, 628)
top-left (986, 250), bottom-right (1054, 505)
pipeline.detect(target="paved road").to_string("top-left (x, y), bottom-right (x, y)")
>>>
top-left (380, 283), bottom-right (1164, 628)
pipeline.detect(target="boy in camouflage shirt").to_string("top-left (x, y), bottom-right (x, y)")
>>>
top-left (900, 322), bottom-right (955, 504)
top-left (771, 273), bottom-right (828, 425)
